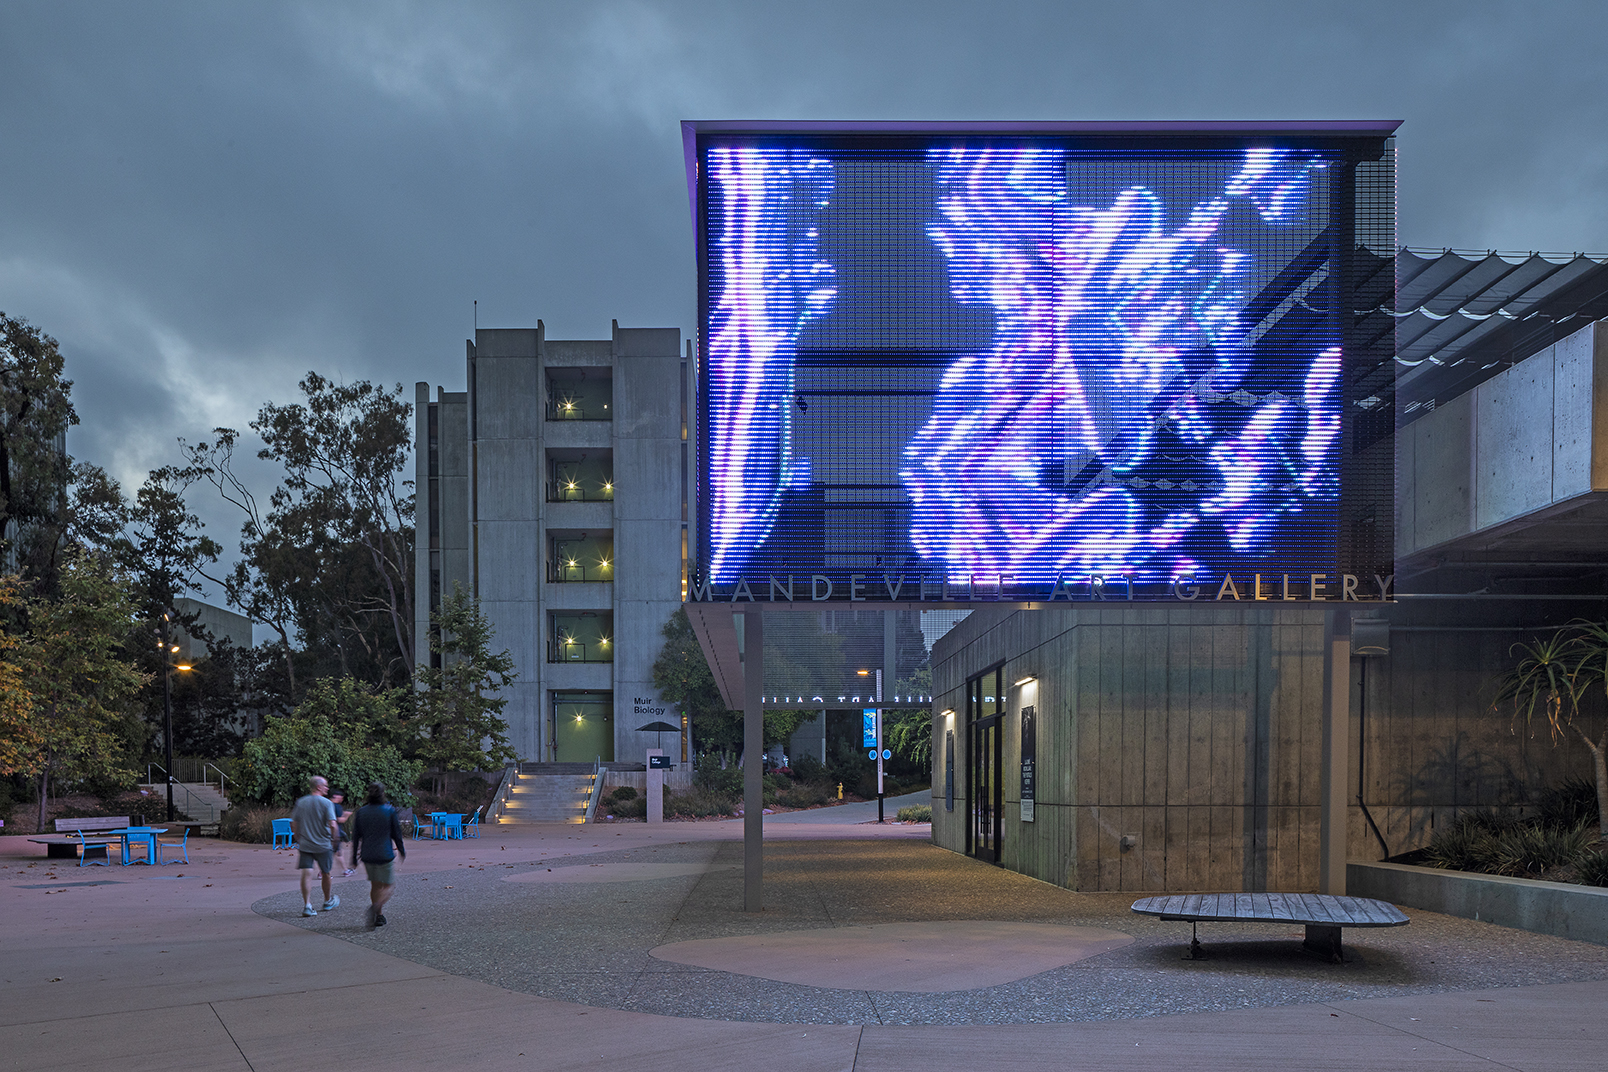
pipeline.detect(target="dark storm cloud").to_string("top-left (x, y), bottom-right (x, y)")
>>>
top-left (2, 0), bottom-right (1606, 597)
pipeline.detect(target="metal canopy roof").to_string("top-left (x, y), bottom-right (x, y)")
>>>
top-left (1395, 249), bottom-right (1608, 423)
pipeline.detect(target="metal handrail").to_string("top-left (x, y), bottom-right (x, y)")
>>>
top-left (204, 762), bottom-right (232, 796)
top-left (492, 763), bottom-right (518, 822)
top-left (583, 756), bottom-right (606, 822)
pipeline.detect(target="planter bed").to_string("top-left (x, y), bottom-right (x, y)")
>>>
top-left (1349, 860), bottom-right (1608, 947)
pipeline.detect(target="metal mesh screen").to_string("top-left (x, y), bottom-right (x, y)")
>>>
top-left (696, 131), bottom-right (1397, 600)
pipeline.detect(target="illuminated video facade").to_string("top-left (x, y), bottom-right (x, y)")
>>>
top-left (687, 123), bottom-right (1397, 599)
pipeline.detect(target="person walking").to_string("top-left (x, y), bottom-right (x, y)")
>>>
top-left (330, 790), bottom-right (355, 876)
top-left (350, 781), bottom-right (406, 929)
top-left (291, 775), bottom-right (341, 917)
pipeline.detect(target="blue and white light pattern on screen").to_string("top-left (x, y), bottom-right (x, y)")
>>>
top-left (903, 146), bottom-right (1339, 583)
top-left (703, 147), bottom-right (836, 583)
top-left (702, 145), bottom-right (1341, 585)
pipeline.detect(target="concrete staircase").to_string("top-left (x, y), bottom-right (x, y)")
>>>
top-left (498, 764), bottom-right (597, 824)
top-left (139, 782), bottom-right (230, 824)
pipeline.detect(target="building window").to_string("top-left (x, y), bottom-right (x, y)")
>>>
top-left (546, 368), bottom-right (612, 421)
top-left (547, 450), bottom-right (614, 502)
top-left (548, 532), bottom-right (614, 583)
top-left (549, 611), bottom-right (614, 662)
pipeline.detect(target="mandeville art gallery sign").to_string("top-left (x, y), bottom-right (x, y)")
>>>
top-left (691, 571), bottom-right (1395, 605)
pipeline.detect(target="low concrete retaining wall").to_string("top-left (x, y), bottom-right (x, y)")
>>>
top-left (1349, 860), bottom-right (1608, 946)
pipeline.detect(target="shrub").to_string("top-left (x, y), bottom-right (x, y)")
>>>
top-left (609, 796), bottom-right (647, 819)
top-left (236, 713), bottom-right (421, 808)
top-left (896, 803), bottom-right (933, 823)
top-left (1576, 850), bottom-right (1608, 888)
top-left (777, 782), bottom-right (830, 809)
top-left (1423, 812), bottom-right (1508, 872)
top-left (791, 753), bottom-right (826, 783)
top-left (609, 785), bottom-right (639, 802)
top-left (665, 787), bottom-right (737, 818)
top-left (694, 755), bottom-right (742, 795)
top-left (220, 804), bottom-right (288, 844)
top-left (1535, 778), bottom-right (1599, 829)
top-left (1490, 822), bottom-right (1596, 877)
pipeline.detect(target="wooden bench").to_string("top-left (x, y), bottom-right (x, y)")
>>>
top-left (26, 817), bottom-right (132, 859)
top-left (1131, 892), bottom-right (1409, 963)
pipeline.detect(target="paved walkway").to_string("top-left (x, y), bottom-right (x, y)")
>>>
top-left (4, 818), bottom-right (1606, 1071)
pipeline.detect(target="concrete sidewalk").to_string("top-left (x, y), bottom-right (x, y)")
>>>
top-left (3, 821), bottom-right (1606, 1071)
top-left (755, 790), bottom-right (931, 825)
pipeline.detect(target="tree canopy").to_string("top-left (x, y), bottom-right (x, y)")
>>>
top-left (0, 554), bottom-right (147, 830)
top-left (413, 585), bottom-right (517, 775)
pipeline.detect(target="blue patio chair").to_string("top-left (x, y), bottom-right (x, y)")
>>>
top-left (155, 828), bottom-right (189, 865)
top-left (75, 830), bottom-right (111, 867)
top-left (462, 806), bottom-right (481, 838)
top-left (271, 818), bottom-right (294, 850)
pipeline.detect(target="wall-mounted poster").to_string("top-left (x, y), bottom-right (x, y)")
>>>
top-left (1020, 705), bottom-right (1036, 822)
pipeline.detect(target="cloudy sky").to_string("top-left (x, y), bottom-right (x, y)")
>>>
top-left (3, 0), bottom-right (1606, 595)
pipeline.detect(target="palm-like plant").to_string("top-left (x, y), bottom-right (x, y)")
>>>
top-left (1494, 632), bottom-right (1581, 742)
top-left (1559, 622), bottom-right (1608, 839)
top-left (1495, 624), bottom-right (1608, 839)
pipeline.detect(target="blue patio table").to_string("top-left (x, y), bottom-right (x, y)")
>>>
top-left (102, 826), bottom-right (165, 865)
top-left (432, 813), bottom-right (465, 840)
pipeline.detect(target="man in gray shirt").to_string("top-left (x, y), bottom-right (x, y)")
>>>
top-left (291, 775), bottom-right (341, 917)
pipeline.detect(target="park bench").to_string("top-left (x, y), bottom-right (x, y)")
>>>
top-left (1131, 892), bottom-right (1409, 963)
top-left (26, 816), bottom-right (132, 860)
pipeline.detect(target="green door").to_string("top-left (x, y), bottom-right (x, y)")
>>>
top-left (553, 695), bottom-right (614, 762)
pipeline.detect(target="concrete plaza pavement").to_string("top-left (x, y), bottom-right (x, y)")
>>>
top-left (4, 815), bottom-right (1607, 1072)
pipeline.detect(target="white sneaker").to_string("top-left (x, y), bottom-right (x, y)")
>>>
top-left (302, 905), bottom-right (317, 917)
top-left (321, 895), bottom-right (340, 911)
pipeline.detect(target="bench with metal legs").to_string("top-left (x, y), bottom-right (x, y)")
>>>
top-left (1131, 893), bottom-right (1409, 963)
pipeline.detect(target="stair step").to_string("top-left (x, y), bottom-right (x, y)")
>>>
top-left (500, 771), bottom-right (600, 822)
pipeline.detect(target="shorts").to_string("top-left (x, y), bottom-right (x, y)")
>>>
top-left (297, 850), bottom-right (334, 873)
top-left (364, 859), bottom-right (397, 885)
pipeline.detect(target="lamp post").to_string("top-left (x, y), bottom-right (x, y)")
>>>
top-left (159, 611), bottom-right (194, 823)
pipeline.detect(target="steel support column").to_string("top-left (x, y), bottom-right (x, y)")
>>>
top-left (1319, 609), bottom-right (1352, 894)
top-left (741, 609), bottom-right (764, 911)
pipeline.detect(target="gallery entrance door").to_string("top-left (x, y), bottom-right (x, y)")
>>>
top-left (966, 667), bottom-right (1005, 864)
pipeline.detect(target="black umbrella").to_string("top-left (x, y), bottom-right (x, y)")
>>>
top-left (637, 720), bottom-right (679, 755)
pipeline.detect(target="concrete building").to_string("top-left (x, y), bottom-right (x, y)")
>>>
top-left (172, 597), bottom-right (253, 661)
top-left (928, 250), bottom-right (1608, 892)
top-left (415, 321), bottom-right (688, 765)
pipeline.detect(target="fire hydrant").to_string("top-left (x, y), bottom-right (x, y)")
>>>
top-left (837, 782), bottom-right (843, 800)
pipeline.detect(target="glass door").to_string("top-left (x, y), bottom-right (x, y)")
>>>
top-left (967, 667), bottom-right (1005, 864)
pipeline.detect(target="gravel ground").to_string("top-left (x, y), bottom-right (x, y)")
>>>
top-left (253, 838), bottom-right (1608, 1026)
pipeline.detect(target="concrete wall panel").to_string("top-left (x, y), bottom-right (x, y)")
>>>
top-left (1553, 333), bottom-right (1594, 500)
top-left (473, 357), bottom-right (541, 441)
top-left (1408, 393), bottom-right (1474, 552)
top-left (474, 521), bottom-right (538, 604)
top-left (476, 439), bottom-right (540, 521)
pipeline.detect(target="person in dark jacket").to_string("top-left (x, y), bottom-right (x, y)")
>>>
top-left (350, 781), bottom-right (407, 928)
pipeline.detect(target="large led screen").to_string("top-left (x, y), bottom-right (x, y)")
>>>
top-left (690, 125), bottom-right (1396, 596)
